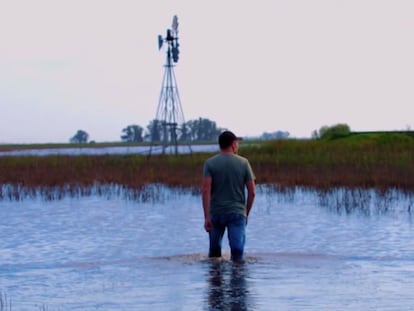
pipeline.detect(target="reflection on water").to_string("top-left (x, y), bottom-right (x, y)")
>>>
top-left (206, 260), bottom-right (252, 311)
top-left (1, 185), bottom-right (414, 310)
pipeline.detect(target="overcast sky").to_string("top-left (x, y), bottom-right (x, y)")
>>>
top-left (1, 0), bottom-right (413, 143)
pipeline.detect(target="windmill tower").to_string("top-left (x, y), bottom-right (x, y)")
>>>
top-left (150, 15), bottom-right (191, 155)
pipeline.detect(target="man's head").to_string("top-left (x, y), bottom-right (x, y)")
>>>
top-left (218, 130), bottom-right (242, 150)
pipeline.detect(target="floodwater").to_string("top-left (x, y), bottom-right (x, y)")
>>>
top-left (0, 144), bottom-right (216, 157)
top-left (1, 186), bottom-right (414, 310)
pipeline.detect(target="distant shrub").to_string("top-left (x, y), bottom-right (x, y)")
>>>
top-left (316, 124), bottom-right (351, 140)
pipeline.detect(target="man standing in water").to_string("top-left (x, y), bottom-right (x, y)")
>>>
top-left (202, 130), bottom-right (256, 261)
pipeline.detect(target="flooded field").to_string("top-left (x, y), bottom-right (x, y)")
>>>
top-left (1, 186), bottom-right (414, 310)
top-left (0, 144), bottom-right (216, 157)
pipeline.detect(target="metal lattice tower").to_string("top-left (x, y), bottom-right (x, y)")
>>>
top-left (150, 15), bottom-right (191, 155)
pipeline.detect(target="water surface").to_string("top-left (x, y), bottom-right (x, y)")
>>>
top-left (0, 144), bottom-right (216, 157)
top-left (1, 186), bottom-right (414, 310)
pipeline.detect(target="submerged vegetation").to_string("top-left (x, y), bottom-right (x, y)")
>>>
top-left (1, 132), bottom-right (414, 199)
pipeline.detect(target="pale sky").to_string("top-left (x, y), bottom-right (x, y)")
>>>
top-left (1, 0), bottom-right (413, 143)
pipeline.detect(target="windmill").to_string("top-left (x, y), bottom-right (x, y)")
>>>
top-left (150, 15), bottom-right (191, 155)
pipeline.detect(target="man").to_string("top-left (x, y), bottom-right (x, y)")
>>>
top-left (202, 130), bottom-right (256, 261)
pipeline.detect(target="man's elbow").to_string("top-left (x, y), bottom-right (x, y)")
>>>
top-left (247, 181), bottom-right (256, 196)
top-left (249, 190), bottom-right (256, 200)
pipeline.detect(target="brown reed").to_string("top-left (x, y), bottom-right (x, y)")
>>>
top-left (1, 134), bottom-right (414, 197)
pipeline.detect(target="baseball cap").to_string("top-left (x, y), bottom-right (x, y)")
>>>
top-left (218, 130), bottom-right (243, 149)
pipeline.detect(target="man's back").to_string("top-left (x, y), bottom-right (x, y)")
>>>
top-left (203, 153), bottom-right (254, 216)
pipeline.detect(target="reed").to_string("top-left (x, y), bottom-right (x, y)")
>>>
top-left (0, 291), bottom-right (48, 311)
top-left (0, 292), bottom-right (11, 311)
top-left (1, 133), bottom-right (413, 197)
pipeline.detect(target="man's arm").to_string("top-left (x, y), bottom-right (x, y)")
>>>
top-left (245, 179), bottom-right (256, 219)
top-left (202, 176), bottom-right (212, 232)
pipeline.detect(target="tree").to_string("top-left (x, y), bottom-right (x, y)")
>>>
top-left (121, 125), bottom-right (144, 142)
top-left (70, 130), bottom-right (89, 143)
top-left (179, 123), bottom-right (191, 142)
top-left (185, 117), bottom-right (222, 141)
top-left (261, 131), bottom-right (290, 140)
top-left (146, 119), bottom-right (162, 142)
top-left (315, 123), bottom-right (351, 140)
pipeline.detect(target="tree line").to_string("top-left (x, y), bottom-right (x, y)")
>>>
top-left (70, 117), bottom-right (231, 144)
top-left (71, 121), bottom-right (375, 144)
top-left (68, 122), bottom-right (367, 144)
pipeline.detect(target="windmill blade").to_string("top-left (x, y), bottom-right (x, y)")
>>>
top-left (158, 35), bottom-right (163, 50)
top-left (172, 15), bottom-right (178, 33)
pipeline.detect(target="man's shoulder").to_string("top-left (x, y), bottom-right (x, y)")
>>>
top-left (205, 153), bottom-right (221, 162)
top-left (233, 154), bottom-right (250, 164)
top-left (205, 153), bottom-right (249, 165)
top-left (204, 154), bottom-right (222, 168)
top-left (234, 154), bottom-right (248, 161)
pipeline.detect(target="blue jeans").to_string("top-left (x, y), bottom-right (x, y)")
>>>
top-left (209, 213), bottom-right (246, 261)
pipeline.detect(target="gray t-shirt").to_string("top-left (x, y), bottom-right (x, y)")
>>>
top-left (203, 153), bottom-right (255, 216)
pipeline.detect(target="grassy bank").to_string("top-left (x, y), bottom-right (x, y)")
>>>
top-left (1, 133), bottom-right (413, 195)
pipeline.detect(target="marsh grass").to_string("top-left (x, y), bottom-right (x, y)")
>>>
top-left (0, 292), bottom-right (11, 311)
top-left (247, 133), bottom-right (414, 191)
top-left (1, 133), bottom-right (413, 200)
top-left (315, 187), bottom-right (414, 214)
top-left (0, 291), bottom-right (48, 311)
